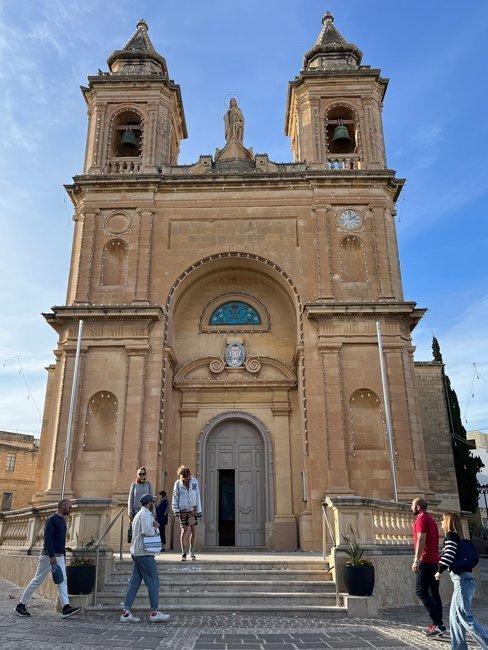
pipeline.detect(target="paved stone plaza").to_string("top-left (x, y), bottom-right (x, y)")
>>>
top-left (1, 575), bottom-right (488, 650)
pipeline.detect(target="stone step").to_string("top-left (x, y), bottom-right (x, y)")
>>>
top-left (113, 558), bottom-right (329, 572)
top-left (110, 567), bottom-right (332, 582)
top-left (87, 603), bottom-right (347, 618)
top-left (93, 591), bottom-right (343, 608)
top-left (103, 579), bottom-right (335, 594)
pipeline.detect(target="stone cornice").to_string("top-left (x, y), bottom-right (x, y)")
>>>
top-left (43, 305), bottom-right (163, 327)
top-left (66, 171), bottom-right (405, 203)
top-left (305, 301), bottom-right (426, 328)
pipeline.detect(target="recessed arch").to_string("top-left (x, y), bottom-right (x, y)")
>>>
top-left (83, 391), bottom-right (118, 452)
top-left (349, 388), bottom-right (385, 451)
top-left (164, 252), bottom-right (303, 345)
top-left (100, 238), bottom-right (128, 286)
top-left (339, 235), bottom-right (368, 282)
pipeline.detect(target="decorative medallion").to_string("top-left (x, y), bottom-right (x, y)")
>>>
top-left (225, 343), bottom-right (246, 367)
top-left (104, 212), bottom-right (133, 236)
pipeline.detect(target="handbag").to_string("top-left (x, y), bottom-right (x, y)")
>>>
top-left (127, 523), bottom-right (133, 544)
top-left (143, 534), bottom-right (162, 554)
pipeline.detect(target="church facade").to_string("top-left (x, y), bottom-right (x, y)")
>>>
top-left (33, 14), bottom-right (459, 551)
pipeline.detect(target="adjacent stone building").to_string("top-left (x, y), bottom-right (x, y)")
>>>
top-left (32, 14), bottom-right (459, 550)
top-left (0, 431), bottom-right (39, 511)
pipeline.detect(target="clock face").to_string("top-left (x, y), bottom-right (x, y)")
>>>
top-left (338, 209), bottom-right (362, 231)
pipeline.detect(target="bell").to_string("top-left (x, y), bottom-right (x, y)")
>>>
top-left (332, 124), bottom-right (352, 144)
top-left (117, 129), bottom-right (139, 156)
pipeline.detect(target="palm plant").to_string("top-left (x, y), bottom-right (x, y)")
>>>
top-left (342, 525), bottom-right (372, 567)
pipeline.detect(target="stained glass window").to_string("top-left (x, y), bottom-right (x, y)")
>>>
top-left (209, 301), bottom-right (261, 326)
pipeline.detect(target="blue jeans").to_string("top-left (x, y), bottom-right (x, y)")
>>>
top-left (416, 562), bottom-right (443, 626)
top-left (123, 555), bottom-right (159, 611)
top-left (449, 572), bottom-right (488, 650)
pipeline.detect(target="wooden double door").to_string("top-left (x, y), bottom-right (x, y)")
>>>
top-left (204, 419), bottom-right (265, 547)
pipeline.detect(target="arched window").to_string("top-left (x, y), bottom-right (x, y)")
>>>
top-left (84, 391), bottom-right (118, 452)
top-left (101, 239), bottom-right (128, 286)
top-left (349, 389), bottom-right (385, 451)
top-left (209, 301), bottom-right (262, 326)
top-left (340, 236), bottom-right (367, 282)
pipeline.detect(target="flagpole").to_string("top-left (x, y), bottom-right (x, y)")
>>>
top-left (60, 320), bottom-right (84, 499)
top-left (376, 321), bottom-right (398, 502)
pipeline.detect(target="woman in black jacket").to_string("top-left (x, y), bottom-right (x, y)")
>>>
top-left (435, 512), bottom-right (488, 649)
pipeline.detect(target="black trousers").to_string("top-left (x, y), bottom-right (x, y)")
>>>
top-left (415, 562), bottom-right (443, 626)
top-left (159, 525), bottom-right (166, 547)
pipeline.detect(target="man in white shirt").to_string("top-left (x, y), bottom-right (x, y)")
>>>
top-left (120, 494), bottom-right (170, 623)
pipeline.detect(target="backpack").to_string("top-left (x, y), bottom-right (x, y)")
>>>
top-left (450, 539), bottom-right (479, 574)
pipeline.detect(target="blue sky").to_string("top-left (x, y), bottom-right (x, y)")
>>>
top-left (1, 0), bottom-right (487, 438)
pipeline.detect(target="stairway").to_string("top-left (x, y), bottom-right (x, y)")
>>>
top-left (88, 553), bottom-right (347, 617)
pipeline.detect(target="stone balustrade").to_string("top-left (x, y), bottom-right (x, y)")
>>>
top-left (105, 158), bottom-right (141, 174)
top-left (322, 495), bottom-right (470, 556)
top-left (326, 155), bottom-right (361, 170)
top-left (0, 498), bottom-right (120, 554)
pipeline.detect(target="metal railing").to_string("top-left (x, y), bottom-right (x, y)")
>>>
top-left (322, 504), bottom-right (341, 608)
top-left (93, 506), bottom-right (125, 607)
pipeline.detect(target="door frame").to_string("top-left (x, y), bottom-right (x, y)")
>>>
top-left (198, 411), bottom-right (275, 535)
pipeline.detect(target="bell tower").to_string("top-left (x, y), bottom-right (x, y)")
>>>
top-left (82, 20), bottom-right (187, 175)
top-left (285, 12), bottom-right (387, 170)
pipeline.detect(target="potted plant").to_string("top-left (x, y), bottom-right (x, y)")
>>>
top-left (66, 535), bottom-right (96, 595)
top-left (341, 525), bottom-right (375, 596)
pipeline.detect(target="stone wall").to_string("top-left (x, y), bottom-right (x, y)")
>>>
top-left (0, 431), bottom-right (38, 511)
top-left (414, 363), bottom-right (459, 510)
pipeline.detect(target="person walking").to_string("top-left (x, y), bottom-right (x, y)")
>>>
top-left (155, 491), bottom-right (168, 552)
top-left (411, 497), bottom-right (446, 637)
top-left (128, 467), bottom-right (153, 523)
top-left (172, 466), bottom-right (202, 561)
top-left (120, 494), bottom-right (170, 623)
top-left (14, 499), bottom-right (81, 619)
top-left (435, 512), bottom-right (488, 649)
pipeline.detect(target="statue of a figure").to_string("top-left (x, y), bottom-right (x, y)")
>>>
top-left (224, 97), bottom-right (244, 144)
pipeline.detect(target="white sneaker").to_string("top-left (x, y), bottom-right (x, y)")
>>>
top-left (149, 611), bottom-right (170, 622)
top-left (120, 610), bottom-right (140, 622)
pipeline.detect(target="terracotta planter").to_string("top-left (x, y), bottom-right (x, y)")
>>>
top-left (66, 564), bottom-right (96, 595)
top-left (342, 564), bottom-right (375, 596)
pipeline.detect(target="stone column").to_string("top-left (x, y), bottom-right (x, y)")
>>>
top-left (314, 204), bottom-right (334, 299)
top-left (74, 210), bottom-right (99, 304)
top-left (319, 344), bottom-right (352, 494)
top-left (118, 347), bottom-right (148, 487)
top-left (179, 390), bottom-right (199, 463)
top-left (370, 205), bottom-right (395, 300)
top-left (133, 208), bottom-right (154, 304)
top-left (271, 390), bottom-right (296, 550)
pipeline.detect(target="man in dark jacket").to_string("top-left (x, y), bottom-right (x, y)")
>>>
top-left (15, 499), bottom-right (81, 619)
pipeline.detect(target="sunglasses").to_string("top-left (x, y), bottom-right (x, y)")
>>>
top-left (138, 472), bottom-right (146, 476)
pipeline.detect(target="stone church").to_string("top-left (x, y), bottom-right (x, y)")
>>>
top-left (32, 14), bottom-right (459, 551)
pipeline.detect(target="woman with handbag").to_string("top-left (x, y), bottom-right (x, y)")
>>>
top-left (120, 494), bottom-right (169, 623)
top-left (435, 512), bottom-right (488, 649)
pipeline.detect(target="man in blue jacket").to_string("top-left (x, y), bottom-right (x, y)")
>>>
top-left (15, 499), bottom-right (81, 618)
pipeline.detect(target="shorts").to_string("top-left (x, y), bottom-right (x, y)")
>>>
top-left (179, 512), bottom-right (198, 528)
